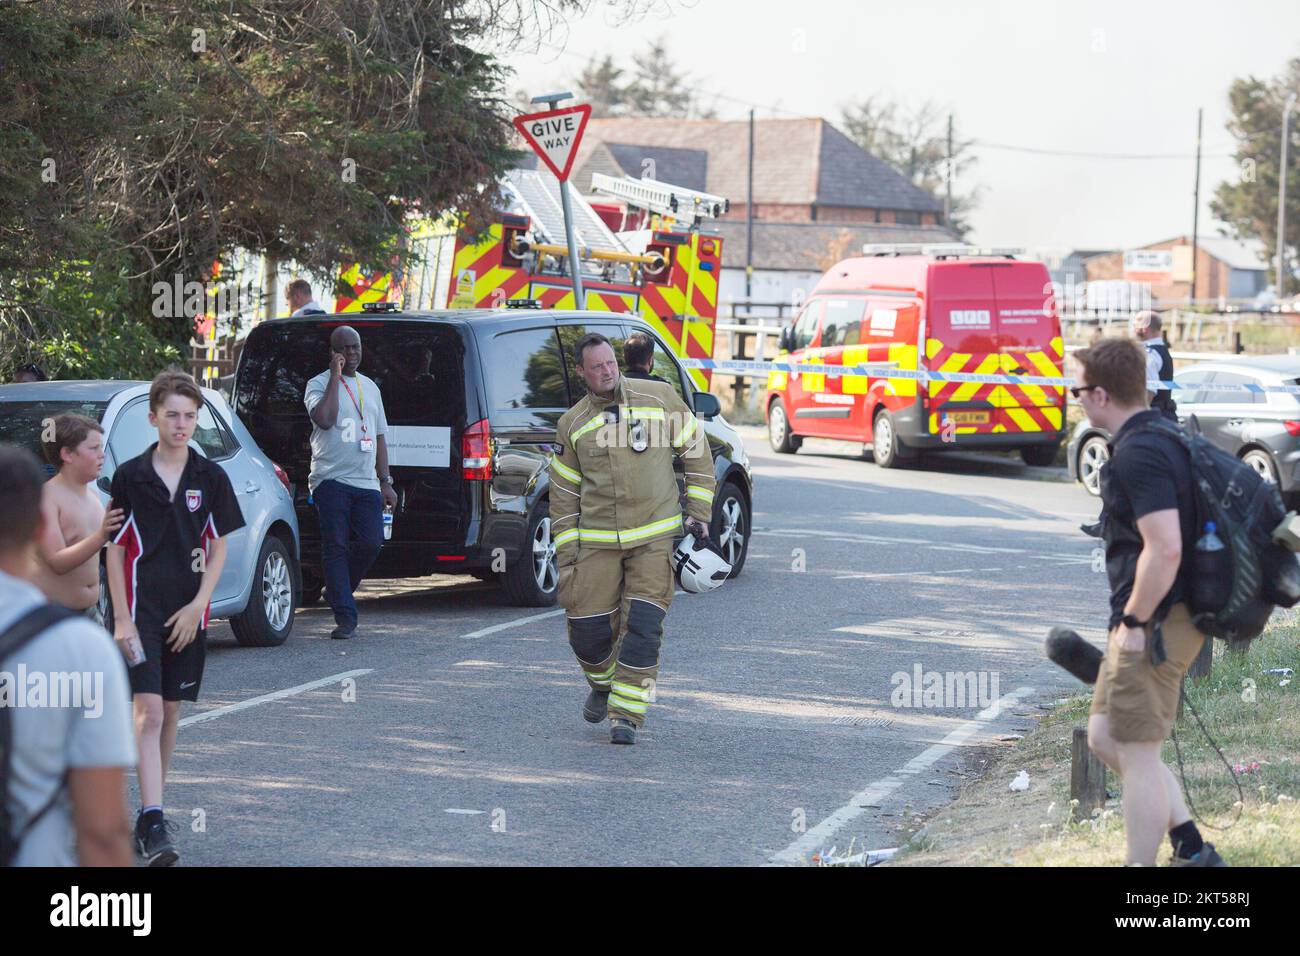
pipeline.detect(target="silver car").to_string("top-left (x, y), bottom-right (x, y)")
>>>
top-left (0, 380), bottom-right (300, 645)
top-left (1068, 356), bottom-right (1300, 506)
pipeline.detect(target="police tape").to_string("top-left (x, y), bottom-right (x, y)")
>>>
top-left (676, 357), bottom-right (1300, 395)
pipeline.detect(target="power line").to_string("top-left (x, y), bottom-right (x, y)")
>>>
top-left (971, 140), bottom-right (1234, 160)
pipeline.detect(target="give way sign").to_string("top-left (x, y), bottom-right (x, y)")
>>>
top-left (512, 104), bottom-right (592, 182)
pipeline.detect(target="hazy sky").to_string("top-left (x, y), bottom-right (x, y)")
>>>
top-left (502, 0), bottom-right (1300, 254)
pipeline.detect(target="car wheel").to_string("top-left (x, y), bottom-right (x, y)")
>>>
top-left (231, 535), bottom-right (296, 647)
top-left (1242, 448), bottom-right (1279, 484)
top-left (710, 480), bottom-right (751, 578)
top-left (1020, 442), bottom-right (1060, 467)
top-left (502, 505), bottom-right (558, 607)
top-left (871, 409), bottom-right (906, 469)
top-left (767, 400), bottom-right (801, 454)
top-left (1078, 435), bottom-right (1109, 497)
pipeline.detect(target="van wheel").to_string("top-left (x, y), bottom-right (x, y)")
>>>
top-left (231, 535), bottom-right (296, 647)
top-left (1020, 443), bottom-right (1060, 467)
top-left (768, 401), bottom-right (801, 454)
top-left (502, 507), bottom-right (558, 607)
top-left (871, 410), bottom-right (907, 469)
top-left (711, 480), bottom-right (751, 578)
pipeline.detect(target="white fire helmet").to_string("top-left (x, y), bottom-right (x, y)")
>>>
top-left (673, 532), bottom-right (732, 594)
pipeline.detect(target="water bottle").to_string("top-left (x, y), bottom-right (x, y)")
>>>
top-left (383, 505), bottom-right (394, 541)
top-left (1192, 521), bottom-right (1231, 612)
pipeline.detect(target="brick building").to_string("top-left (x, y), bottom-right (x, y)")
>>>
top-left (1084, 235), bottom-right (1269, 305)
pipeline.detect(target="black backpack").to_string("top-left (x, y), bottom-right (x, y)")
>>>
top-left (1, 604), bottom-right (78, 867)
top-left (1135, 417), bottom-right (1300, 645)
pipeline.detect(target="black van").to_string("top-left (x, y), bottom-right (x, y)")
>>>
top-left (232, 306), bottom-right (754, 607)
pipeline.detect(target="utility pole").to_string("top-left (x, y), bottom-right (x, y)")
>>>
top-left (1277, 93), bottom-right (1297, 299)
top-left (1190, 108), bottom-right (1202, 307)
top-left (945, 113), bottom-right (953, 227)
top-left (746, 108), bottom-right (754, 301)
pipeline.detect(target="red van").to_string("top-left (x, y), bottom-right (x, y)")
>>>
top-left (765, 245), bottom-right (1067, 467)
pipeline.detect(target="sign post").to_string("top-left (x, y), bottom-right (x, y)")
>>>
top-left (514, 92), bottom-right (591, 309)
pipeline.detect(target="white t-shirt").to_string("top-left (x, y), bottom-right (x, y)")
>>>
top-left (303, 370), bottom-right (389, 493)
top-left (0, 571), bottom-right (135, 867)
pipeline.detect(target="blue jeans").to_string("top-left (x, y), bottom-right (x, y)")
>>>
top-left (313, 480), bottom-right (383, 627)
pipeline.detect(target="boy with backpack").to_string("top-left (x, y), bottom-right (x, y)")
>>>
top-left (1071, 338), bottom-right (1223, 866)
top-left (106, 370), bottom-right (245, 865)
top-left (0, 444), bottom-right (135, 867)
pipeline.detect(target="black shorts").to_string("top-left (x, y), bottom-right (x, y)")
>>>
top-left (128, 623), bottom-right (207, 702)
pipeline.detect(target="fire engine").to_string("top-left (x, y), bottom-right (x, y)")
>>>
top-left (440, 169), bottom-right (728, 388)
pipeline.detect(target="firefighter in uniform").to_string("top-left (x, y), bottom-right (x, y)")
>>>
top-left (549, 332), bottom-right (715, 745)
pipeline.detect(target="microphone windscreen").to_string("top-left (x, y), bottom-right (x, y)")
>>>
top-left (1045, 627), bottom-right (1104, 685)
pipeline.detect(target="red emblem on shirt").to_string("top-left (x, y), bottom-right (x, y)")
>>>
top-left (185, 489), bottom-right (202, 512)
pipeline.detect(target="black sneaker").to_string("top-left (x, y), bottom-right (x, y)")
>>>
top-left (610, 717), bottom-right (636, 745)
top-left (330, 621), bottom-right (357, 640)
top-left (1170, 842), bottom-right (1227, 867)
top-left (136, 815), bottom-right (179, 867)
top-left (583, 689), bottom-right (609, 723)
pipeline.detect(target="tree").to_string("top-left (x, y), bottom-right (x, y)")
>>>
top-left (571, 38), bottom-right (712, 119)
top-left (574, 54), bottom-right (630, 118)
top-left (1211, 56), bottom-right (1300, 285)
top-left (0, 0), bottom-right (580, 379)
top-left (840, 97), bottom-right (980, 238)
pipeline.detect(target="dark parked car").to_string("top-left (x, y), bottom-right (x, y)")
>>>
top-left (232, 306), bottom-right (754, 607)
top-left (1068, 356), bottom-right (1300, 506)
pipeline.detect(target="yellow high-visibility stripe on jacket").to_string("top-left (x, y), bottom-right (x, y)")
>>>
top-left (548, 376), bottom-right (715, 567)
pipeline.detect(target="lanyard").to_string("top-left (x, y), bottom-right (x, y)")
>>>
top-left (340, 376), bottom-right (367, 433)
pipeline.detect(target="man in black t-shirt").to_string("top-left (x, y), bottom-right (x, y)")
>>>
top-left (1072, 338), bottom-right (1223, 867)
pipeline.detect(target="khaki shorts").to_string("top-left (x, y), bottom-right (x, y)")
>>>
top-left (1090, 602), bottom-right (1207, 742)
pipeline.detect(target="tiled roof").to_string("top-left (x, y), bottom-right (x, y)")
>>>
top-left (570, 117), bottom-right (942, 214)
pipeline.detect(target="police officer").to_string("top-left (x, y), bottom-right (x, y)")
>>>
top-left (622, 331), bottom-right (668, 383)
top-left (549, 333), bottom-right (715, 745)
top-left (1132, 310), bottom-right (1176, 420)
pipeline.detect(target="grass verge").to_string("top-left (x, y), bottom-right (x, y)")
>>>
top-left (887, 614), bottom-right (1300, 866)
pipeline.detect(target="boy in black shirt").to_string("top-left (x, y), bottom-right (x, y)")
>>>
top-left (1072, 338), bottom-right (1222, 867)
top-left (107, 370), bottom-right (245, 865)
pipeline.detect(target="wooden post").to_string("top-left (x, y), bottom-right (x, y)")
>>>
top-left (1187, 636), bottom-right (1213, 681)
top-left (1070, 726), bottom-right (1107, 822)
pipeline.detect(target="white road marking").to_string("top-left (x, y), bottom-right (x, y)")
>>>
top-left (755, 527), bottom-right (1030, 554)
top-left (832, 568), bottom-right (980, 580)
top-left (459, 590), bottom-right (685, 640)
top-left (444, 808), bottom-right (485, 815)
top-left (459, 608), bottom-right (566, 639)
top-left (768, 685), bottom-right (1036, 866)
top-left (179, 669), bottom-right (373, 728)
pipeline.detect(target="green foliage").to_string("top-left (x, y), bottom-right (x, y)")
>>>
top-left (0, 0), bottom-right (544, 376)
top-left (1210, 56), bottom-right (1300, 283)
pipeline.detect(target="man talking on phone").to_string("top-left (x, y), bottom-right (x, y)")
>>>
top-left (304, 326), bottom-right (399, 639)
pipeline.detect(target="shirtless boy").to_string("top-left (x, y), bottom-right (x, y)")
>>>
top-left (34, 413), bottom-right (124, 619)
